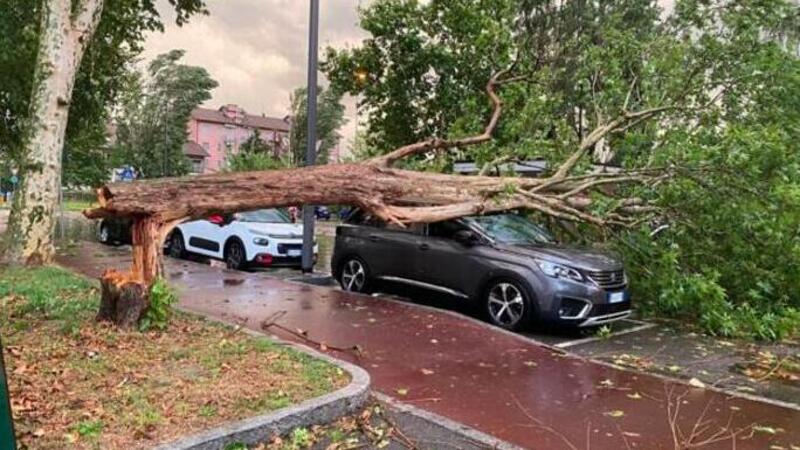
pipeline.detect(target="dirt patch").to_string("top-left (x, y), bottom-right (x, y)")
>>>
top-left (0, 266), bottom-right (349, 450)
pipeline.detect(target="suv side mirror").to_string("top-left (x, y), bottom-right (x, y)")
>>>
top-left (454, 229), bottom-right (480, 246)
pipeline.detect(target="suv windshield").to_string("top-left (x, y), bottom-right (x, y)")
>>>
top-left (236, 209), bottom-right (290, 223)
top-left (465, 214), bottom-right (554, 245)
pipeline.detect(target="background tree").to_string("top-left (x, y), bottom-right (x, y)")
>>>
top-left (289, 86), bottom-right (347, 165)
top-left (0, 0), bottom-right (208, 265)
top-left (323, 0), bottom-right (800, 339)
top-left (226, 130), bottom-right (291, 172)
top-left (113, 50), bottom-right (217, 178)
top-left (239, 130), bottom-right (274, 155)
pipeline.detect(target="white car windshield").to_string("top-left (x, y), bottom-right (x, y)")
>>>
top-left (465, 214), bottom-right (555, 245)
top-left (236, 209), bottom-right (290, 223)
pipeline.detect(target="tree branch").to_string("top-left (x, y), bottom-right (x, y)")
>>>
top-left (368, 63), bottom-right (518, 167)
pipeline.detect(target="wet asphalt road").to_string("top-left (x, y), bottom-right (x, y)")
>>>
top-left (57, 239), bottom-right (800, 450)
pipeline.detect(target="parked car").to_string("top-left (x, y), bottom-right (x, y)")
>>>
top-left (96, 217), bottom-right (132, 245)
top-left (331, 211), bottom-right (630, 330)
top-left (97, 209), bottom-right (317, 270)
top-left (167, 208), bottom-right (317, 270)
top-left (314, 206), bottom-right (332, 220)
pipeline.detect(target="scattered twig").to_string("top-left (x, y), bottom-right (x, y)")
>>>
top-left (755, 355), bottom-right (790, 382)
top-left (510, 392), bottom-right (581, 450)
top-left (259, 311), bottom-right (363, 359)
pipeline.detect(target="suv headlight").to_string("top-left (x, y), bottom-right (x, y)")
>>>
top-left (535, 260), bottom-right (584, 282)
top-left (253, 237), bottom-right (270, 246)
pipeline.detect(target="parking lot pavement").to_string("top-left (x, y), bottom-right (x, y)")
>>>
top-left (58, 240), bottom-right (800, 450)
top-left (568, 324), bottom-right (800, 409)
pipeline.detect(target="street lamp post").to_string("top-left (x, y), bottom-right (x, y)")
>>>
top-left (301, 0), bottom-right (320, 273)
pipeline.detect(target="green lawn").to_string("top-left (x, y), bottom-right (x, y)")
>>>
top-left (62, 201), bottom-right (98, 212)
top-left (0, 266), bottom-right (348, 450)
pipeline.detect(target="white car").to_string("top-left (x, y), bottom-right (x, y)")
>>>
top-left (167, 208), bottom-right (317, 270)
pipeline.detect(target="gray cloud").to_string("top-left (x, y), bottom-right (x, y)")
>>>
top-left (143, 0), bottom-right (367, 151)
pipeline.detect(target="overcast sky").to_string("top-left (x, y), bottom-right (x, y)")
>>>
top-left (143, 1), bottom-right (677, 153)
top-left (143, 0), bottom-right (367, 150)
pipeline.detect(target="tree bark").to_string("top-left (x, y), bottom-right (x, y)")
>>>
top-left (98, 269), bottom-right (150, 329)
top-left (2, 0), bottom-right (104, 265)
top-left (96, 215), bottom-right (162, 327)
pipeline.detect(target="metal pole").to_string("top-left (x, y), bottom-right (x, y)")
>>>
top-left (0, 335), bottom-right (17, 450)
top-left (301, 0), bottom-right (319, 273)
top-left (164, 101), bottom-right (169, 177)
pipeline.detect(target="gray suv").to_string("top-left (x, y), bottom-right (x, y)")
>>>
top-left (331, 211), bottom-right (631, 331)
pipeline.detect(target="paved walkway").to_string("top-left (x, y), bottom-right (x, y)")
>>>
top-left (58, 242), bottom-right (800, 450)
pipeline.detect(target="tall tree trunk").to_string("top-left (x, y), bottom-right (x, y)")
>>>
top-left (2, 0), bottom-right (104, 265)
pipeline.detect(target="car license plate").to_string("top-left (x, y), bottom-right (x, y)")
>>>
top-left (288, 249), bottom-right (302, 257)
top-left (608, 291), bottom-right (626, 303)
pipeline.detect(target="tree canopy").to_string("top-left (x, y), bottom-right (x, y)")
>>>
top-left (0, 0), bottom-right (209, 187)
top-left (289, 86), bottom-right (347, 165)
top-left (323, 0), bottom-right (800, 339)
top-left (226, 130), bottom-right (291, 172)
top-left (112, 49), bottom-right (218, 178)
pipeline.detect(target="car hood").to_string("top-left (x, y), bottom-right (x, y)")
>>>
top-left (495, 243), bottom-right (622, 272)
top-left (241, 222), bottom-right (304, 238)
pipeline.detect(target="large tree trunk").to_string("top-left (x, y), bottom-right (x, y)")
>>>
top-left (96, 215), bottom-right (163, 328)
top-left (2, 0), bottom-right (104, 265)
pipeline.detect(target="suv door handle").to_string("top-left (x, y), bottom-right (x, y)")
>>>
top-left (368, 234), bottom-right (381, 242)
top-left (419, 243), bottom-right (430, 251)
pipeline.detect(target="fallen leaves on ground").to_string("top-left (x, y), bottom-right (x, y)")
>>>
top-left (737, 350), bottom-right (800, 384)
top-left (1, 268), bottom-right (348, 450)
top-left (263, 403), bottom-right (413, 450)
top-left (610, 353), bottom-right (657, 371)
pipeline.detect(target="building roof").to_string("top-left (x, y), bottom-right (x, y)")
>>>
top-left (183, 141), bottom-right (209, 158)
top-left (191, 106), bottom-right (291, 132)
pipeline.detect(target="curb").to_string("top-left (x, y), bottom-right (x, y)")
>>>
top-left (374, 393), bottom-right (525, 450)
top-left (154, 315), bottom-right (371, 450)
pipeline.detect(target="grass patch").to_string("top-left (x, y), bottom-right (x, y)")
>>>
top-left (62, 200), bottom-right (98, 212)
top-left (0, 266), bottom-right (349, 450)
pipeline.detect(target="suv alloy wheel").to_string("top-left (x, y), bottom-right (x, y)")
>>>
top-left (97, 222), bottom-right (111, 244)
top-left (339, 257), bottom-right (371, 293)
top-left (485, 279), bottom-right (532, 331)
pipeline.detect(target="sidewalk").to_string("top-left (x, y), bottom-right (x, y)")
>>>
top-left (58, 241), bottom-right (800, 450)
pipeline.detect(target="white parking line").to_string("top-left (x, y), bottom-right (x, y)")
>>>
top-left (554, 319), bottom-right (657, 349)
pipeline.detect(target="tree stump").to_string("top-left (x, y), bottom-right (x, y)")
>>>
top-left (97, 270), bottom-right (150, 329)
top-left (96, 216), bottom-right (163, 328)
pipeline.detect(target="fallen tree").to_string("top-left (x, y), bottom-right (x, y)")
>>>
top-left (85, 67), bottom-right (670, 328)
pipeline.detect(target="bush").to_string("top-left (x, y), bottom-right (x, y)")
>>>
top-left (618, 224), bottom-right (800, 341)
top-left (226, 151), bottom-right (291, 172)
top-left (139, 278), bottom-right (177, 331)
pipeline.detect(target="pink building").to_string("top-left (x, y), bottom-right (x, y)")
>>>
top-left (184, 104), bottom-right (291, 174)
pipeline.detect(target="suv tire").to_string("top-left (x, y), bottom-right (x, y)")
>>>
top-left (338, 256), bottom-right (372, 293)
top-left (484, 278), bottom-right (533, 331)
top-left (97, 222), bottom-right (112, 245)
